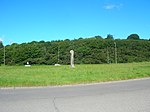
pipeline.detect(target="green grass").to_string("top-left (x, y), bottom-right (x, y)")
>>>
top-left (0, 62), bottom-right (150, 87)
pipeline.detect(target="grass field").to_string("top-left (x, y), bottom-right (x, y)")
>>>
top-left (0, 62), bottom-right (150, 87)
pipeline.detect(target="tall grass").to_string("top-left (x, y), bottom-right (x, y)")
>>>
top-left (0, 62), bottom-right (150, 87)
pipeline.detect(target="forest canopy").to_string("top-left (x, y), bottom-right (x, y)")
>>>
top-left (0, 34), bottom-right (150, 65)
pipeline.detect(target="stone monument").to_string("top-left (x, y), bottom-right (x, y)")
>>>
top-left (70, 50), bottom-right (75, 68)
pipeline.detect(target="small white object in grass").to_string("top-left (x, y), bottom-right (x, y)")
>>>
top-left (25, 62), bottom-right (31, 67)
top-left (54, 64), bottom-right (61, 66)
top-left (25, 65), bottom-right (31, 67)
top-left (27, 62), bottom-right (29, 65)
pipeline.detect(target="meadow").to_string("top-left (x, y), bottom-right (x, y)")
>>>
top-left (0, 62), bottom-right (150, 87)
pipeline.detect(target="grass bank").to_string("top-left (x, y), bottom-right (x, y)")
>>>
top-left (0, 62), bottom-right (150, 87)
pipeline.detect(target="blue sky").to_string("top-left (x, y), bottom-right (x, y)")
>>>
top-left (0, 0), bottom-right (150, 45)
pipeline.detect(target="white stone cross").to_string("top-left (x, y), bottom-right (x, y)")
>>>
top-left (70, 50), bottom-right (75, 68)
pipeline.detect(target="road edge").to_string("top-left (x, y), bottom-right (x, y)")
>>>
top-left (0, 77), bottom-right (150, 90)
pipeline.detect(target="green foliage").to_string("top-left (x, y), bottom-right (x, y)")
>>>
top-left (106, 34), bottom-right (114, 40)
top-left (94, 35), bottom-right (103, 39)
top-left (0, 36), bottom-right (150, 65)
top-left (0, 41), bottom-right (3, 48)
top-left (127, 34), bottom-right (140, 40)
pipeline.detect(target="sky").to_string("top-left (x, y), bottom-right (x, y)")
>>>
top-left (0, 0), bottom-right (150, 45)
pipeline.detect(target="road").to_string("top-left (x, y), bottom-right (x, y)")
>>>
top-left (0, 78), bottom-right (150, 112)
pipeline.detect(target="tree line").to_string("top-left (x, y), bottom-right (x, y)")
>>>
top-left (0, 34), bottom-right (150, 65)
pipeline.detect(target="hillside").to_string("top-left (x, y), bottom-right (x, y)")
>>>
top-left (0, 37), bottom-right (150, 65)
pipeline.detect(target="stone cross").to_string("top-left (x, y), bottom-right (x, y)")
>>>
top-left (70, 50), bottom-right (75, 68)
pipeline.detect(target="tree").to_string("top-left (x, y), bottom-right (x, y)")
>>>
top-left (0, 35), bottom-right (150, 65)
top-left (0, 41), bottom-right (3, 48)
top-left (94, 35), bottom-right (103, 39)
top-left (106, 34), bottom-right (114, 40)
top-left (127, 34), bottom-right (140, 40)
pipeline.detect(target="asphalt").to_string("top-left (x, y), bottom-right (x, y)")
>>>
top-left (0, 78), bottom-right (150, 112)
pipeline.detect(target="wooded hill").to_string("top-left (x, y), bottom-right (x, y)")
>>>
top-left (0, 35), bottom-right (150, 65)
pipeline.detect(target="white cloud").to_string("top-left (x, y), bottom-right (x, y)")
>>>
top-left (104, 3), bottom-right (123, 10)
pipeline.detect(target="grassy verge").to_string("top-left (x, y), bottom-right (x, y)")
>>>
top-left (0, 62), bottom-right (150, 87)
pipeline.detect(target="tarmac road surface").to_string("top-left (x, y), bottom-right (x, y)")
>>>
top-left (0, 78), bottom-right (150, 112)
